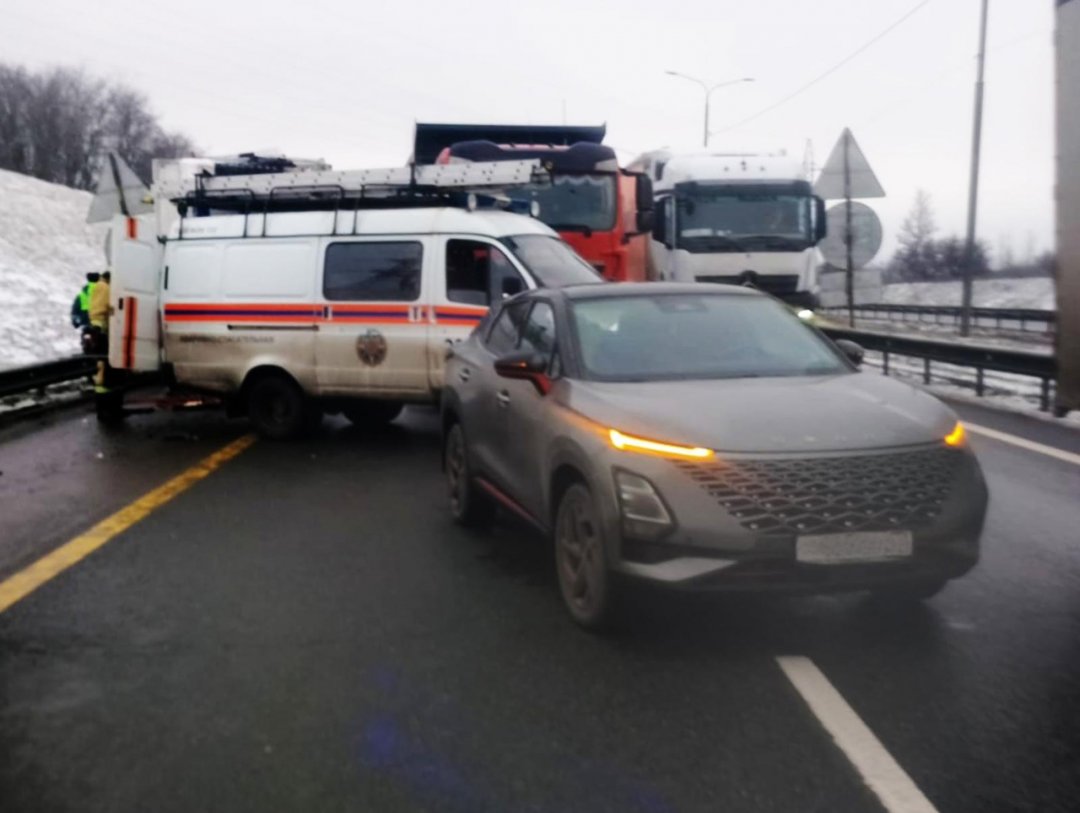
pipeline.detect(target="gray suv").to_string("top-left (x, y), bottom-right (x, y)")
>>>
top-left (442, 283), bottom-right (988, 629)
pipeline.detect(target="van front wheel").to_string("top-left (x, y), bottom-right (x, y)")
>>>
top-left (247, 374), bottom-right (309, 440)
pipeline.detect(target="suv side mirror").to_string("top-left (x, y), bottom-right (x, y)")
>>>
top-left (501, 276), bottom-right (524, 298)
top-left (834, 338), bottom-right (864, 367)
top-left (494, 350), bottom-right (552, 394)
top-left (813, 196), bottom-right (828, 244)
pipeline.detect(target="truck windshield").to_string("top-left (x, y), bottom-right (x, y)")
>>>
top-left (501, 235), bottom-right (603, 287)
top-left (571, 294), bottom-right (848, 381)
top-left (506, 174), bottom-right (617, 233)
top-left (676, 186), bottom-right (813, 252)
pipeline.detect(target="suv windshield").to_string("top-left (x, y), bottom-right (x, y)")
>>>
top-left (570, 294), bottom-right (849, 381)
top-left (506, 174), bottom-right (617, 232)
top-left (676, 185), bottom-right (813, 252)
top-left (501, 235), bottom-right (602, 287)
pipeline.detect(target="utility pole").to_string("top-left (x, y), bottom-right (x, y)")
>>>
top-left (960, 0), bottom-right (990, 337)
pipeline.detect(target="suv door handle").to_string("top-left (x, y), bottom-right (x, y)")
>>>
top-left (458, 368), bottom-right (471, 383)
top-left (496, 390), bottom-right (511, 407)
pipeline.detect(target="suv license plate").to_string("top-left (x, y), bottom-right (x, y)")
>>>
top-left (796, 530), bottom-right (913, 564)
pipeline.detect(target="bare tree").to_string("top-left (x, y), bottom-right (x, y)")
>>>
top-left (0, 62), bottom-right (196, 189)
top-left (889, 190), bottom-right (938, 281)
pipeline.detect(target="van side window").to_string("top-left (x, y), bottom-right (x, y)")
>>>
top-left (485, 301), bottom-right (530, 356)
top-left (446, 239), bottom-right (525, 306)
top-left (324, 242), bottom-right (422, 301)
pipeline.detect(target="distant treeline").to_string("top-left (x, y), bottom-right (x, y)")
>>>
top-left (884, 189), bottom-right (1054, 283)
top-left (0, 63), bottom-right (196, 190)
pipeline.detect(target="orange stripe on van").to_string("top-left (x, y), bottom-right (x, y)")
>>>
top-left (123, 297), bottom-right (137, 368)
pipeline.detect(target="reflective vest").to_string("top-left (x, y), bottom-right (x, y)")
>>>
top-left (78, 282), bottom-right (95, 312)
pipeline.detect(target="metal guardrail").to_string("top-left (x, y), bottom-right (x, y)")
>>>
top-left (821, 326), bottom-right (1058, 411)
top-left (821, 303), bottom-right (1056, 333)
top-left (0, 356), bottom-right (98, 399)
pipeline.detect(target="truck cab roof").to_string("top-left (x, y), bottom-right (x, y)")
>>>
top-left (630, 150), bottom-right (807, 191)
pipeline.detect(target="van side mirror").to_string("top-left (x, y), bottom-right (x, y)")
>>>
top-left (501, 276), bottom-right (524, 298)
top-left (814, 196), bottom-right (828, 243)
top-left (494, 350), bottom-right (552, 394)
top-left (834, 338), bottom-right (864, 367)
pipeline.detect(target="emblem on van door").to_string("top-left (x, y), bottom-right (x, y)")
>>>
top-left (356, 329), bottom-right (387, 366)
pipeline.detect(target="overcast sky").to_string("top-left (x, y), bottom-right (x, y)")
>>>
top-left (1, 0), bottom-right (1055, 262)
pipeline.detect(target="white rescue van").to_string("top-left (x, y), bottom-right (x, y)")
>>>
top-left (105, 159), bottom-right (600, 437)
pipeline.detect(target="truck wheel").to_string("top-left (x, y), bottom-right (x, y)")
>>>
top-left (343, 400), bottom-right (404, 427)
top-left (247, 374), bottom-right (309, 440)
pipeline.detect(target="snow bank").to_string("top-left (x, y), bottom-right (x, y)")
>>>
top-left (0, 168), bottom-right (109, 370)
top-left (882, 277), bottom-right (1056, 309)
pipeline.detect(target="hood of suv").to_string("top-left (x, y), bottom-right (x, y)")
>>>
top-left (562, 372), bottom-right (957, 454)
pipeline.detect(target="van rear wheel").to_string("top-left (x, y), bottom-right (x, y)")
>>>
top-left (343, 400), bottom-right (404, 427)
top-left (247, 374), bottom-right (309, 440)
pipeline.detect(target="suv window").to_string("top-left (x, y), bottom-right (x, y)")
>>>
top-left (446, 239), bottom-right (526, 306)
top-left (485, 301), bottom-right (530, 356)
top-left (324, 241), bottom-right (422, 301)
top-left (520, 302), bottom-right (556, 356)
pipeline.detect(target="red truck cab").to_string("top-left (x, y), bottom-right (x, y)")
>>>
top-left (415, 124), bottom-right (653, 281)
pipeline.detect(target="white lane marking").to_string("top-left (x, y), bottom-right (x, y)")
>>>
top-left (964, 422), bottom-right (1080, 467)
top-left (776, 656), bottom-right (938, 813)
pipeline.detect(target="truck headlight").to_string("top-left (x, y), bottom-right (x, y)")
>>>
top-left (614, 469), bottom-right (674, 540)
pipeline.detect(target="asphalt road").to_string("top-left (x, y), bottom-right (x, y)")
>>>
top-left (1, 398), bottom-right (1078, 812)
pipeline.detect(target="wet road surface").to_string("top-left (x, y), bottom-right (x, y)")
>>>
top-left (1, 400), bottom-right (1078, 812)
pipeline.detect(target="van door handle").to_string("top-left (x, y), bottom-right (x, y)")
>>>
top-left (496, 390), bottom-right (511, 407)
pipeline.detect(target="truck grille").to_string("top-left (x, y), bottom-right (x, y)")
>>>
top-left (674, 446), bottom-right (960, 536)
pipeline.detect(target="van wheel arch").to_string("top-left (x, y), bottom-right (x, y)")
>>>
top-left (241, 366), bottom-right (317, 439)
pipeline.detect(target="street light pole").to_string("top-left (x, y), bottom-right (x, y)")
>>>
top-left (960, 0), bottom-right (990, 337)
top-left (665, 72), bottom-right (754, 147)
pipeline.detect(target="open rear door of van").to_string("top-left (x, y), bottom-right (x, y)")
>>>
top-left (108, 214), bottom-right (163, 372)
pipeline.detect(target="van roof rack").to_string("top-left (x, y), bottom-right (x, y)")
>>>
top-left (157, 159), bottom-right (549, 217)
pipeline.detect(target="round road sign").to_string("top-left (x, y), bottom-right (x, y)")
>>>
top-left (819, 201), bottom-right (883, 270)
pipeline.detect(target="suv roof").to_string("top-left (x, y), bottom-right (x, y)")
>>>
top-left (553, 281), bottom-right (763, 301)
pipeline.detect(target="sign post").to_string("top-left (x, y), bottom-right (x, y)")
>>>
top-left (816, 129), bottom-right (885, 326)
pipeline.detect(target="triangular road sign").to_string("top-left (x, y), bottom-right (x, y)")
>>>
top-left (87, 152), bottom-right (153, 223)
top-left (815, 128), bottom-right (885, 200)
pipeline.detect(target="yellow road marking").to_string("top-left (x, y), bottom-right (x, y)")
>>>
top-left (0, 433), bottom-right (257, 615)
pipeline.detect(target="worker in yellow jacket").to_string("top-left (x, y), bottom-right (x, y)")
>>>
top-left (88, 271), bottom-right (111, 331)
top-left (88, 271), bottom-right (112, 393)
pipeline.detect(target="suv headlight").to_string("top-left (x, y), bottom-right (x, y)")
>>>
top-left (614, 469), bottom-right (674, 540)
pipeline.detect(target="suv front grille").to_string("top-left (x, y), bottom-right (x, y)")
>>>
top-left (674, 447), bottom-right (960, 536)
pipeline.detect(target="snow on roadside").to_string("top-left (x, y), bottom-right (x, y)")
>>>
top-left (881, 277), bottom-right (1056, 309)
top-left (0, 168), bottom-right (109, 370)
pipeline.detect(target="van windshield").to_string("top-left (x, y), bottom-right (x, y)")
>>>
top-left (501, 235), bottom-right (602, 288)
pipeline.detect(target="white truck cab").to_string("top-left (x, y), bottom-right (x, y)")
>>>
top-left (630, 150), bottom-right (827, 307)
top-left (105, 158), bottom-right (599, 437)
